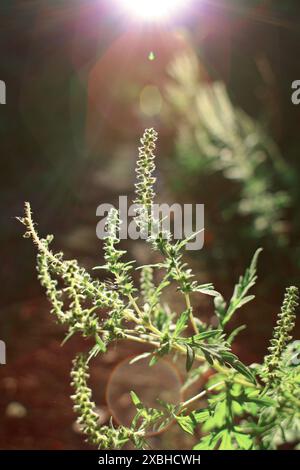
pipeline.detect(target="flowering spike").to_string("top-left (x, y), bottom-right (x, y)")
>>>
top-left (262, 286), bottom-right (299, 384)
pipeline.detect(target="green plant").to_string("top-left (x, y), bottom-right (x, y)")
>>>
top-left (18, 129), bottom-right (300, 450)
top-left (165, 52), bottom-right (290, 238)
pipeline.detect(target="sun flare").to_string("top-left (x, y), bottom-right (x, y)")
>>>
top-left (118, 0), bottom-right (186, 22)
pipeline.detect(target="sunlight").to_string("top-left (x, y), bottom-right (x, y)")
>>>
top-left (119, 0), bottom-right (187, 22)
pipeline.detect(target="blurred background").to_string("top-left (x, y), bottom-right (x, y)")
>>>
top-left (0, 0), bottom-right (300, 449)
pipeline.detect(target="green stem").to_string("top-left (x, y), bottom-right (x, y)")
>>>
top-left (185, 293), bottom-right (199, 335)
top-left (124, 333), bottom-right (159, 348)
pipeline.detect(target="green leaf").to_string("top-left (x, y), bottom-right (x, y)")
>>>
top-left (174, 310), bottom-right (189, 337)
top-left (189, 329), bottom-right (223, 342)
top-left (245, 393), bottom-right (275, 407)
top-left (213, 402), bottom-right (227, 428)
top-left (194, 283), bottom-right (220, 297)
top-left (194, 432), bottom-right (221, 450)
top-left (233, 432), bottom-right (253, 450)
top-left (175, 409), bottom-right (209, 435)
top-left (221, 248), bottom-right (262, 326)
top-left (186, 344), bottom-right (195, 371)
top-left (176, 229), bottom-right (204, 250)
top-left (232, 361), bottom-right (257, 385)
top-left (175, 415), bottom-right (195, 435)
top-left (193, 435), bottom-right (213, 450)
top-left (192, 409), bottom-right (210, 423)
top-left (87, 335), bottom-right (107, 363)
top-left (214, 295), bottom-right (227, 322)
top-left (219, 431), bottom-right (234, 450)
top-left (227, 324), bottom-right (246, 344)
top-left (221, 351), bottom-right (257, 384)
top-left (61, 329), bottom-right (75, 346)
top-left (149, 355), bottom-right (159, 367)
top-left (149, 337), bottom-right (171, 367)
top-left (230, 295), bottom-right (255, 312)
top-left (95, 334), bottom-right (107, 353)
top-left (130, 391), bottom-right (143, 409)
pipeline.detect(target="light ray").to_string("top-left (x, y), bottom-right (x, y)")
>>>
top-left (118, 0), bottom-right (187, 22)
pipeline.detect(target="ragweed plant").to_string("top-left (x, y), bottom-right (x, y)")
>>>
top-left (18, 129), bottom-right (300, 450)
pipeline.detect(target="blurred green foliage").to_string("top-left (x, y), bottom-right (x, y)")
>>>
top-left (163, 52), bottom-right (298, 280)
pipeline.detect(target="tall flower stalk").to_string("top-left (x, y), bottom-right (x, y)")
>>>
top-left (262, 286), bottom-right (299, 385)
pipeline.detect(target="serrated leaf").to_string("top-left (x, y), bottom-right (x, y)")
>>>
top-left (175, 415), bottom-right (195, 435)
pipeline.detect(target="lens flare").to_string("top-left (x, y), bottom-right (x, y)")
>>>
top-left (119, 0), bottom-right (186, 22)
